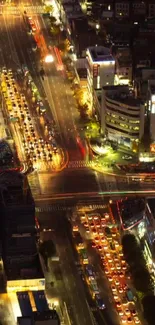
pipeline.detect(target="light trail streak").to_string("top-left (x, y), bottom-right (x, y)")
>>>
top-left (34, 189), bottom-right (155, 202)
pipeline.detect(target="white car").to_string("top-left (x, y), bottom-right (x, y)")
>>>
top-left (122, 155), bottom-right (132, 160)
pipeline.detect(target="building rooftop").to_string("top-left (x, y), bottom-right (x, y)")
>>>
top-left (4, 254), bottom-right (44, 280)
top-left (17, 310), bottom-right (60, 325)
top-left (0, 171), bottom-right (34, 206)
top-left (3, 235), bottom-right (37, 257)
top-left (88, 46), bottom-right (115, 63)
top-left (108, 94), bottom-right (142, 107)
top-left (103, 85), bottom-right (143, 107)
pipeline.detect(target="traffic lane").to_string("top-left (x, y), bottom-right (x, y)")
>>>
top-left (50, 75), bottom-right (81, 139)
top-left (34, 168), bottom-right (155, 198)
top-left (86, 242), bottom-right (120, 325)
top-left (42, 76), bottom-right (85, 160)
top-left (49, 89), bottom-right (85, 159)
top-left (10, 14), bottom-right (49, 105)
top-left (47, 261), bottom-right (77, 325)
top-left (54, 236), bottom-right (94, 325)
top-left (37, 169), bottom-right (103, 195)
top-left (9, 17), bottom-right (58, 149)
top-left (43, 213), bottom-right (95, 325)
top-left (0, 16), bottom-right (18, 68)
top-left (44, 73), bottom-right (77, 138)
top-left (40, 230), bottom-right (77, 324)
top-left (53, 214), bottom-right (107, 325)
top-left (78, 219), bottom-right (119, 325)
top-left (43, 66), bottom-right (84, 159)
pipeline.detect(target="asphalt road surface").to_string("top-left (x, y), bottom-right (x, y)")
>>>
top-left (38, 212), bottom-right (95, 325)
top-left (1, 13), bottom-right (85, 161)
top-left (28, 167), bottom-right (155, 200)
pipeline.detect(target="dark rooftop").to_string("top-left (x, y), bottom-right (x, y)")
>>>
top-left (0, 171), bottom-right (34, 206)
top-left (3, 235), bottom-right (37, 257)
top-left (88, 46), bottom-right (114, 62)
top-left (4, 254), bottom-right (43, 280)
top-left (17, 310), bottom-right (60, 325)
top-left (103, 85), bottom-right (143, 107)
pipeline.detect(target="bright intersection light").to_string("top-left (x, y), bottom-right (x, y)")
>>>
top-left (44, 54), bottom-right (54, 63)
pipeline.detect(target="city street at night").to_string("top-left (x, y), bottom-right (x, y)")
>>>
top-left (0, 2), bottom-right (155, 325)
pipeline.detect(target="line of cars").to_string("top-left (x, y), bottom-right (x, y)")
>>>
top-left (73, 228), bottom-right (105, 311)
top-left (0, 68), bottom-right (54, 168)
top-left (80, 212), bottom-right (141, 325)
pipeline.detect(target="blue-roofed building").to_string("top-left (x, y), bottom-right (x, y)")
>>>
top-left (32, 291), bottom-right (49, 313)
top-left (17, 292), bottom-right (32, 317)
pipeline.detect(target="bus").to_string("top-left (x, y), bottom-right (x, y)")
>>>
top-left (90, 278), bottom-right (99, 296)
top-left (79, 248), bottom-right (88, 264)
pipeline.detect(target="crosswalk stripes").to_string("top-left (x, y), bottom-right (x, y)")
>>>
top-left (28, 173), bottom-right (41, 196)
top-left (35, 204), bottom-right (106, 213)
top-left (0, 5), bottom-right (44, 15)
top-left (67, 160), bottom-right (95, 169)
top-left (35, 206), bottom-right (73, 212)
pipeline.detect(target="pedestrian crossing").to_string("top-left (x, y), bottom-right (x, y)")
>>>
top-left (67, 160), bottom-right (95, 169)
top-left (35, 205), bottom-right (73, 212)
top-left (35, 203), bottom-right (107, 213)
top-left (28, 172), bottom-right (41, 196)
top-left (0, 5), bottom-right (44, 15)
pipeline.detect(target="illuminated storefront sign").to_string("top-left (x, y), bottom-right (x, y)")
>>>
top-left (7, 278), bottom-right (45, 293)
top-left (93, 64), bottom-right (99, 77)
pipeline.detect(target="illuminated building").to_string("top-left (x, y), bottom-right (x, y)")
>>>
top-left (101, 85), bottom-right (145, 148)
top-left (86, 46), bottom-right (115, 90)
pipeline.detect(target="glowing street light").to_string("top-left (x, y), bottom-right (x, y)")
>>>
top-left (44, 54), bottom-right (54, 63)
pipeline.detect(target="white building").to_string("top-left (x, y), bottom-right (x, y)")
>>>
top-left (101, 85), bottom-right (145, 148)
top-left (86, 46), bottom-right (115, 90)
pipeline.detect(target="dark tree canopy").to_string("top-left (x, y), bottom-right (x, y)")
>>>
top-left (122, 233), bottom-right (153, 295)
top-left (39, 240), bottom-right (56, 258)
top-left (142, 295), bottom-right (155, 325)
